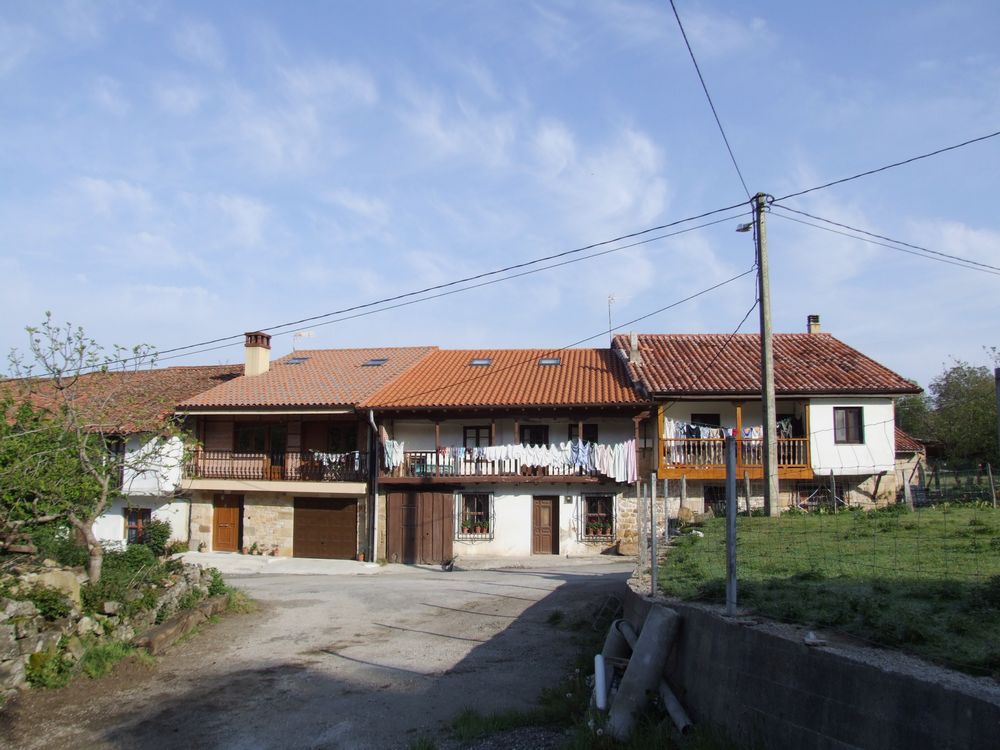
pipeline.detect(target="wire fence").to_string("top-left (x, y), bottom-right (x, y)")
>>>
top-left (646, 460), bottom-right (1000, 679)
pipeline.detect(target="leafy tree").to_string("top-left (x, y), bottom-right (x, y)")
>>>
top-left (3, 314), bottom-right (184, 583)
top-left (895, 393), bottom-right (932, 439)
top-left (927, 360), bottom-right (998, 467)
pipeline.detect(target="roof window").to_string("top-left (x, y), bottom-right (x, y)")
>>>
top-left (286, 357), bottom-right (310, 365)
top-left (539, 357), bottom-right (561, 366)
top-left (363, 357), bottom-right (388, 367)
top-left (470, 358), bottom-right (493, 367)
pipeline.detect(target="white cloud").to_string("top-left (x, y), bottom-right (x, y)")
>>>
top-left (155, 83), bottom-right (206, 115)
top-left (682, 10), bottom-right (775, 58)
top-left (323, 189), bottom-right (389, 223)
top-left (528, 4), bottom-right (580, 61)
top-left (209, 193), bottom-right (271, 246)
top-left (280, 61), bottom-right (377, 107)
top-left (75, 177), bottom-right (152, 215)
top-left (172, 19), bottom-right (225, 68)
top-left (533, 120), bottom-right (576, 177)
top-left (93, 75), bottom-right (129, 114)
top-left (0, 21), bottom-right (39, 77)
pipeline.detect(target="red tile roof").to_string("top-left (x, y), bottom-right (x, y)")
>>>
top-left (2, 365), bottom-right (241, 433)
top-left (364, 349), bottom-right (644, 410)
top-left (894, 427), bottom-right (925, 454)
top-left (179, 347), bottom-right (436, 409)
top-left (613, 333), bottom-right (921, 397)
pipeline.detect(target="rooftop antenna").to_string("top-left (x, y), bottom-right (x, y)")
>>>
top-left (607, 293), bottom-right (616, 345)
top-left (292, 330), bottom-right (315, 350)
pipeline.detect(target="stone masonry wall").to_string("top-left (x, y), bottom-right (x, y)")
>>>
top-left (242, 496), bottom-right (294, 556)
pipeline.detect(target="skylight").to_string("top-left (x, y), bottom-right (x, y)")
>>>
top-left (539, 357), bottom-right (561, 366)
top-left (363, 357), bottom-right (388, 367)
top-left (470, 358), bottom-right (492, 366)
top-left (286, 357), bottom-right (310, 365)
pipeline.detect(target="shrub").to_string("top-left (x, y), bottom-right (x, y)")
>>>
top-left (25, 584), bottom-right (72, 620)
top-left (26, 648), bottom-right (72, 689)
top-left (165, 540), bottom-right (189, 555)
top-left (80, 545), bottom-right (167, 616)
top-left (26, 522), bottom-right (89, 568)
top-left (206, 568), bottom-right (227, 596)
top-left (140, 519), bottom-right (172, 557)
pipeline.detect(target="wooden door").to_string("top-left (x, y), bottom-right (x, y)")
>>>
top-left (532, 496), bottom-right (559, 554)
top-left (387, 491), bottom-right (454, 564)
top-left (213, 494), bottom-right (242, 552)
top-left (293, 498), bottom-right (358, 559)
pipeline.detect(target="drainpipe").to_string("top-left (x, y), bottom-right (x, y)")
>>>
top-left (368, 409), bottom-right (379, 561)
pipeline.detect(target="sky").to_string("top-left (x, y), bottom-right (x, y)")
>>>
top-left (2, 0), bottom-right (998, 390)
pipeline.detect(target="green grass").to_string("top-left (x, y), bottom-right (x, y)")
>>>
top-left (659, 504), bottom-right (1000, 677)
top-left (79, 641), bottom-right (155, 679)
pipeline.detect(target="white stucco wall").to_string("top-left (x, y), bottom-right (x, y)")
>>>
top-left (94, 496), bottom-right (191, 545)
top-left (390, 417), bottom-right (635, 450)
top-left (452, 485), bottom-right (621, 558)
top-left (121, 434), bottom-right (185, 495)
top-left (808, 398), bottom-right (895, 475)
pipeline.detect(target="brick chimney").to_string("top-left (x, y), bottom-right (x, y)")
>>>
top-left (244, 331), bottom-right (271, 376)
top-left (807, 314), bottom-right (821, 334)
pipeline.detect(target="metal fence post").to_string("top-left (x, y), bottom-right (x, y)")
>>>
top-left (725, 435), bottom-right (737, 616)
top-left (637, 480), bottom-right (647, 570)
top-left (650, 472), bottom-right (657, 597)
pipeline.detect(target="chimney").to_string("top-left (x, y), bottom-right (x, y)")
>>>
top-left (244, 331), bottom-right (271, 376)
top-left (628, 331), bottom-right (643, 365)
top-left (807, 314), bottom-right (821, 334)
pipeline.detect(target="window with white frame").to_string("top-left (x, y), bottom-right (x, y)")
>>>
top-left (456, 492), bottom-right (494, 540)
top-left (580, 494), bottom-right (614, 540)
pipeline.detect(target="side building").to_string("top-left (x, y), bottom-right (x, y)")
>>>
top-left (613, 317), bottom-right (921, 513)
top-left (177, 333), bottom-right (434, 559)
top-left (363, 348), bottom-right (653, 563)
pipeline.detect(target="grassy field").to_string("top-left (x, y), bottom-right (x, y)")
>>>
top-left (658, 504), bottom-right (1000, 678)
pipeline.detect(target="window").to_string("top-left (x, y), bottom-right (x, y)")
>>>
top-left (470, 358), bottom-right (492, 366)
top-left (690, 413), bottom-right (721, 427)
top-left (126, 508), bottom-right (152, 544)
top-left (539, 356), bottom-right (561, 366)
top-left (456, 493), bottom-right (493, 539)
top-left (286, 356), bottom-right (309, 365)
top-left (363, 357), bottom-right (388, 367)
top-left (520, 425), bottom-right (549, 445)
top-left (581, 495), bottom-right (614, 540)
top-left (834, 407), bottom-right (864, 444)
top-left (235, 424), bottom-right (287, 454)
top-left (463, 426), bottom-right (491, 448)
top-left (327, 423), bottom-right (357, 453)
top-left (568, 423), bottom-right (599, 443)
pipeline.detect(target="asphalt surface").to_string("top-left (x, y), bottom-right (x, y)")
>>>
top-left (1, 561), bottom-right (632, 750)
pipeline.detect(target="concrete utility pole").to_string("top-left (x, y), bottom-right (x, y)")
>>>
top-left (755, 192), bottom-right (780, 516)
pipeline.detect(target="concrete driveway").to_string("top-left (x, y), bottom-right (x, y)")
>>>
top-left (1, 561), bottom-right (631, 750)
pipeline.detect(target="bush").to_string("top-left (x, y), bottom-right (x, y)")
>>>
top-left (206, 567), bottom-right (227, 596)
top-left (140, 519), bottom-right (172, 557)
top-left (25, 584), bottom-right (72, 621)
top-left (26, 522), bottom-right (89, 568)
top-left (166, 541), bottom-right (189, 555)
top-left (79, 641), bottom-right (149, 679)
top-left (80, 545), bottom-right (167, 616)
top-left (26, 648), bottom-right (72, 689)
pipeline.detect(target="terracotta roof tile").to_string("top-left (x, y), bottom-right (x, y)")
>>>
top-left (179, 347), bottom-right (436, 409)
top-left (894, 427), bottom-right (925, 453)
top-left (2, 365), bottom-right (242, 433)
top-left (364, 349), bottom-right (643, 409)
top-left (612, 333), bottom-right (921, 396)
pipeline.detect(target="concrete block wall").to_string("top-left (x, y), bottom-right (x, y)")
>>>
top-left (624, 591), bottom-right (1000, 750)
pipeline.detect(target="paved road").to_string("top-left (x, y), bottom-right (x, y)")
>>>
top-left (1, 562), bottom-right (631, 750)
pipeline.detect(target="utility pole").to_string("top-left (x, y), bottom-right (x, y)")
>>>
top-left (995, 368), bottom-right (999, 477)
top-left (755, 192), bottom-right (779, 516)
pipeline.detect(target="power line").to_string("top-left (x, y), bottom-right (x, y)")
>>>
top-left (774, 129), bottom-right (1000, 202)
top-left (769, 208), bottom-right (1000, 277)
top-left (770, 204), bottom-right (1000, 274)
top-left (668, 0), bottom-right (751, 199)
top-left (374, 267), bottom-right (758, 407)
top-left (152, 211), bottom-right (751, 366)
top-left (92, 199), bottom-right (749, 370)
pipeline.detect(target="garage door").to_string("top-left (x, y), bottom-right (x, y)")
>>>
top-left (386, 491), bottom-right (453, 564)
top-left (293, 498), bottom-right (358, 559)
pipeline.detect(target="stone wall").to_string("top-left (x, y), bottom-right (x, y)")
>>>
top-left (1, 563), bottom-right (216, 701)
top-left (189, 495), bottom-right (213, 551)
top-left (242, 496), bottom-right (294, 556)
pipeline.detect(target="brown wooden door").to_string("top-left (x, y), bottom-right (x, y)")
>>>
top-left (293, 498), bottom-right (358, 559)
top-left (387, 491), bottom-right (454, 564)
top-left (213, 494), bottom-right (242, 552)
top-left (532, 496), bottom-right (559, 554)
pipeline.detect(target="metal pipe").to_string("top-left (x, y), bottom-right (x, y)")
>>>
top-left (615, 619), bottom-right (639, 650)
top-left (594, 654), bottom-right (608, 711)
top-left (658, 680), bottom-right (693, 735)
top-left (368, 409), bottom-right (379, 560)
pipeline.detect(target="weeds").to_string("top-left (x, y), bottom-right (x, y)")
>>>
top-left (79, 641), bottom-right (153, 679)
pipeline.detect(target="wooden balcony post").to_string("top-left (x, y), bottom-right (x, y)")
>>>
top-left (434, 422), bottom-right (441, 477)
top-left (735, 402), bottom-right (743, 469)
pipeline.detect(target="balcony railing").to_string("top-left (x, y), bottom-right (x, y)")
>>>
top-left (185, 450), bottom-right (368, 483)
top-left (661, 437), bottom-right (809, 470)
top-left (386, 449), bottom-right (602, 479)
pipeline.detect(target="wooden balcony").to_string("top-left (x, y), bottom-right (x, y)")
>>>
top-left (381, 449), bottom-right (610, 484)
top-left (659, 437), bottom-right (813, 480)
top-left (185, 450), bottom-right (368, 483)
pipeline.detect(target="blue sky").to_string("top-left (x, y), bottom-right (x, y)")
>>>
top-left (2, 0), bottom-right (998, 389)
